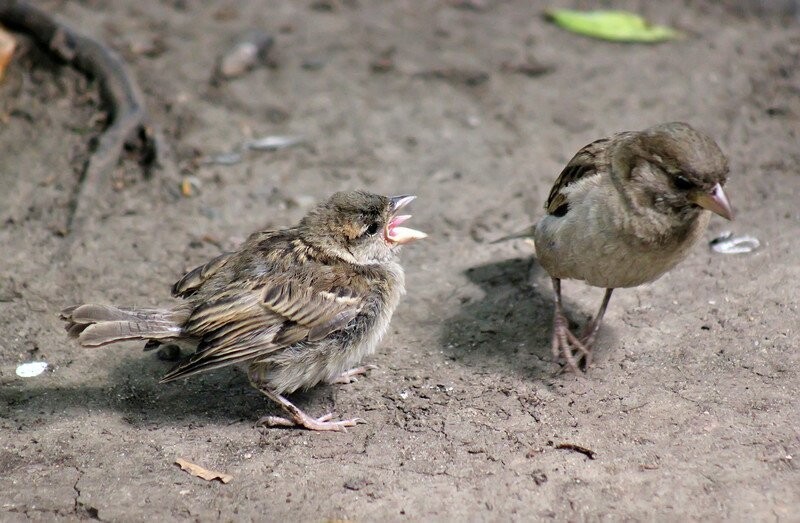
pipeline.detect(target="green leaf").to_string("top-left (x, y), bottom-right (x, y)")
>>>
top-left (545, 9), bottom-right (682, 43)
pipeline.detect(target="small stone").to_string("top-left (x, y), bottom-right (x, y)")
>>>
top-left (157, 345), bottom-right (182, 361)
top-left (343, 478), bottom-right (368, 491)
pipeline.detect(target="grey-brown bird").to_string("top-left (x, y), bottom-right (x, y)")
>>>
top-left (501, 122), bottom-right (733, 372)
top-left (61, 190), bottom-right (427, 431)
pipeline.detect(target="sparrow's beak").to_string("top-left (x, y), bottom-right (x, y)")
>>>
top-left (386, 195), bottom-right (428, 245)
top-left (690, 183), bottom-right (734, 221)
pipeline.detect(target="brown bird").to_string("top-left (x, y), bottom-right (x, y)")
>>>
top-left (501, 122), bottom-right (733, 372)
top-left (61, 190), bottom-right (427, 431)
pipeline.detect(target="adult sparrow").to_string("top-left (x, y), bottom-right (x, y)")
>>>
top-left (61, 191), bottom-right (427, 431)
top-left (501, 122), bottom-right (733, 372)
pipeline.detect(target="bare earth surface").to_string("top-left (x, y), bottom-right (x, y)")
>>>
top-left (1, 1), bottom-right (799, 520)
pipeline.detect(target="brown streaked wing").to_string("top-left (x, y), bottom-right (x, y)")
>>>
top-left (544, 137), bottom-right (612, 216)
top-left (262, 281), bottom-right (363, 340)
top-left (160, 277), bottom-right (364, 383)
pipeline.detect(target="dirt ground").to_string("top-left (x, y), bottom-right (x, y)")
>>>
top-left (1, 0), bottom-right (798, 520)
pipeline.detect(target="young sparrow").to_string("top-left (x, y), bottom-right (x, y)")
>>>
top-left (61, 191), bottom-right (427, 431)
top-left (503, 122), bottom-right (733, 372)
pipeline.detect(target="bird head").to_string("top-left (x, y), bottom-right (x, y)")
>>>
top-left (623, 122), bottom-right (733, 221)
top-left (299, 190), bottom-right (427, 264)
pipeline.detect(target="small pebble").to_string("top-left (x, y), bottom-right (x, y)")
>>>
top-left (127, 35), bottom-right (167, 57)
top-left (343, 478), bottom-right (368, 491)
top-left (180, 176), bottom-right (202, 197)
top-left (244, 135), bottom-right (306, 151)
top-left (157, 345), bottom-right (182, 362)
top-left (215, 29), bottom-right (274, 80)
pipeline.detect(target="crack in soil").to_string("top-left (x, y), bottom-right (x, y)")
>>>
top-left (72, 467), bottom-right (102, 521)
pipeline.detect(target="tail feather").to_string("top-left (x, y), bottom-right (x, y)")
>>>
top-left (60, 303), bottom-right (186, 347)
top-left (78, 320), bottom-right (182, 347)
top-left (490, 225), bottom-right (536, 244)
top-left (61, 304), bottom-right (176, 323)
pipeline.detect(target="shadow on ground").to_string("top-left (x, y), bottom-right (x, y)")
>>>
top-left (1, 351), bottom-right (340, 429)
top-left (440, 255), bottom-right (620, 380)
top-left (440, 256), bottom-right (556, 380)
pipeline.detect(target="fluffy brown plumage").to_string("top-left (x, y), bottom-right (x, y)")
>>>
top-left (61, 190), bottom-right (426, 431)
top-left (503, 122), bottom-right (733, 371)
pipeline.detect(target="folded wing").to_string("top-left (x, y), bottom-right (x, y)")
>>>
top-left (160, 277), bottom-right (363, 382)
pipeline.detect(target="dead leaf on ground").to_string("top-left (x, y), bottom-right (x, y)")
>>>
top-left (0, 25), bottom-right (17, 82)
top-left (174, 458), bottom-right (233, 484)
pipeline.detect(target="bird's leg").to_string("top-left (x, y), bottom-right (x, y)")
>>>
top-left (552, 310), bottom-right (584, 373)
top-left (550, 278), bottom-right (591, 372)
top-left (579, 288), bottom-right (614, 365)
top-left (332, 364), bottom-right (377, 385)
top-left (253, 386), bottom-right (364, 432)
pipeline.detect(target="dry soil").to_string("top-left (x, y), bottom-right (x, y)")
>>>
top-left (1, 1), bottom-right (799, 521)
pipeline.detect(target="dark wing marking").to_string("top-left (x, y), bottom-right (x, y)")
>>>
top-left (172, 252), bottom-right (235, 298)
top-left (544, 137), bottom-right (611, 216)
top-left (160, 280), bottom-right (363, 383)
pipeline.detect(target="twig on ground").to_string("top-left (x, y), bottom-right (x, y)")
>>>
top-left (0, 0), bottom-right (175, 234)
top-left (555, 443), bottom-right (597, 460)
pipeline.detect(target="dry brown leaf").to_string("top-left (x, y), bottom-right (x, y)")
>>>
top-left (0, 25), bottom-right (17, 82)
top-left (174, 458), bottom-right (233, 484)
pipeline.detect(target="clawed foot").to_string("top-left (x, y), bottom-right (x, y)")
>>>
top-left (549, 280), bottom-right (611, 374)
top-left (551, 313), bottom-right (593, 373)
top-left (254, 386), bottom-right (365, 432)
top-left (332, 365), bottom-right (377, 385)
top-left (257, 412), bottom-right (364, 432)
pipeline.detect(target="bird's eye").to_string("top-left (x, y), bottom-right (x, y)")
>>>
top-left (673, 175), bottom-right (696, 191)
top-left (365, 222), bottom-right (380, 235)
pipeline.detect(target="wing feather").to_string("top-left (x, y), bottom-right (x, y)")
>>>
top-left (545, 136), bottom-right (616, 216)
top-left (172, 252), bottom-right (235, 298)
top-left (161, 275), bottom-right (364, 383)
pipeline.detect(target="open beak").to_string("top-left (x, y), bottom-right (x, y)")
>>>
top-left (385, 195), bottom-right (428, 245)
top-left (690, 183), bottom-right (734, 221)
